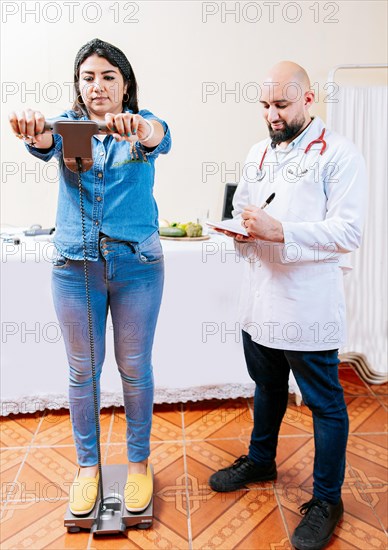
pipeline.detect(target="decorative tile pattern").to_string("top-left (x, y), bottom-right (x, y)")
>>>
top-left (0, 413), bottom-right (42, 448)
top-left (0, 365), bottom-right (386, 549)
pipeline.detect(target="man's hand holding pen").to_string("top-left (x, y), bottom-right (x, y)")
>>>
top-left (240, 205), bottom-right (284, 243)
top-left (214, 192), bottom-right (284, 243)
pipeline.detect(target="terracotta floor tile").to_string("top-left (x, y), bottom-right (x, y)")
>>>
top-left (361, 483), bottom-right (387, 533)
top-left (109, 408), bottom-right (183, 444)
top-left (339, 368), bottom-right (373, 396)
top-left (200, 436), bottom-right (251, 463)
top-left (276, 435), bottom-right (314, 467)
top-left (376, 394), bottom-right (388, 410)
top-left (279, 403), bottom-right (314, 436)
top-left (87, 535), bottom-right (139, 550)
top-left (44, 530), bottom-right (91, 550)
top-left (0, 449), bottom-right (26, 501)
top-left (0, 412), bottom-right (42, 447)
top-left (7, 447), bottom-right (75, 501)
top-left (89, 512), bottom-right (189, 549)
top-left (51, 443), bottom-right (79, 465)
top-left (234, 507), bottom-right (292, 550)
top-left (104, 441), bottom-right (185, 477)
top-left (183, 397), bottom-right (250, 424)
top-left (150, 442), bottom-right (186, 478)
top-left (347, 434), bottom-right (387, 470)
top-left (191, 488), bottom-right (286, 549)
top-left (184, 398), bottom-right (253, 441)
top-left (346, 397), bottom-right (388, 433)
top-left (347, 448), bottom-right (387, 487)
top-left (151, 411), bottom-right (184, 441)
top-left (110, 408), bottom-right (183, 444)
top-left (153, 402), bottom-right (184, 427)
top-left (153, 460), bottom-right (189, 542)
top-left (108, 410), bottom-right (128, 445)
top-left (368, 382), bottom-right (388, 396)
top-left (196, 410), bottom-right (253, 442)
top-left (0, 499), bottom-right (88, 549)
top-left (274, 438), bottom-right (317, 493)
top-left (34, 409), bottom-right (112, 447)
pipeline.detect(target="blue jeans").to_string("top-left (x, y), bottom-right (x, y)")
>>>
top-left (51, 231), bottom-right (164, 466)
top-left (242, 330), bottom-right (348, 505)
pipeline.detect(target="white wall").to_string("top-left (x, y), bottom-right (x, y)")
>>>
top-left (1, 0), bottom-right (387, 227)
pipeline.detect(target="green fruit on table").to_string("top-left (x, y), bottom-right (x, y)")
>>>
top-left (186, 223), bottom-right (202, 238)
top-left (177, 223), bottom-right (187, 234)
top-left (159, 227), bottom-right (186, 238)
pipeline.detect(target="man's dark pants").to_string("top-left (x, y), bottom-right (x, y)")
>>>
top-left (242, 330), bottom-right (348, 504)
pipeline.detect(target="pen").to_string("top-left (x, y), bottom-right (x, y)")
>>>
top-left (260, 192), bottom-right (275, 209)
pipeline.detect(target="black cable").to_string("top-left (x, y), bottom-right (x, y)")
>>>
top-left (76, 157), bottom-right (105, 512)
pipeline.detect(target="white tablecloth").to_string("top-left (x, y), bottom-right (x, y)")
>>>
top-left (1, 231), bottom-right (262, 415)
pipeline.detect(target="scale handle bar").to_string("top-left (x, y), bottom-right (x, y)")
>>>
top-left (43, 118), bottom-right (110, 135)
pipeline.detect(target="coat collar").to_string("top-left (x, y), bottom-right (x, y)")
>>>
top-left (269, 116), bottom-right (326, 163)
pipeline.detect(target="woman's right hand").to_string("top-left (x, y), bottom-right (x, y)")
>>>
top-left (8, 109), bottom-right (53, 149)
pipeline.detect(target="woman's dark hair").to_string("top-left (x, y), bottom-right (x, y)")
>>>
top-left (72, 38), bottom-right (139, 118)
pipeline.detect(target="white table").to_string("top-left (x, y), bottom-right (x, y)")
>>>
top-left (1, 231), bottom-right (262, 415)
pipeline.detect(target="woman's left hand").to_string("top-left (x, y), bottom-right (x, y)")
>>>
top-left (105, 113), bottom-right (151, 142)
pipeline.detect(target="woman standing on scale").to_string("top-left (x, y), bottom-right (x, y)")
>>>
top-left (9, 38), bottom-right (172, 515)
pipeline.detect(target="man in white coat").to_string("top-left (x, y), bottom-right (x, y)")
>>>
top-left (209, 61), bottom-right (367, 550)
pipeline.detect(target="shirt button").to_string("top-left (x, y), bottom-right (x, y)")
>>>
top-left (97, 172), bottom-right (103, 178)
top-left (96, 196), bottom-right (102, 202)
top-left (100, 152), bottom-right (104, 156)
top-left (95, 221), bottom-right (99, 226)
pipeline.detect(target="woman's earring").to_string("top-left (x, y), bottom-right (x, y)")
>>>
top-left (77, 94), bottom-right (84, 104)
top-left (123, 93), bottom-right (129, 102)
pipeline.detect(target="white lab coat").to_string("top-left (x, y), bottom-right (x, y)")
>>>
top-left (233, 116), bottom-right (367, 351)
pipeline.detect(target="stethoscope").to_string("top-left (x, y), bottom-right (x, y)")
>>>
top-left (256, 128), bottom-right (327, 181)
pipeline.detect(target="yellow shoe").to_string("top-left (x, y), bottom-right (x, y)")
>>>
top-left (124, 465), bottom-right (153, 512)
top-left (69, 469), bottom-right (99, 516)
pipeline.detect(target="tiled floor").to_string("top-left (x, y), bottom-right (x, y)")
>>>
top-left (1, 364), bottom-right (387, 549)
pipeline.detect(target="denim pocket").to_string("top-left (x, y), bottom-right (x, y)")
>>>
top-left (138, 234), bottom-right (164, 264)
top-left (52, 252), bottom-right (70, 268)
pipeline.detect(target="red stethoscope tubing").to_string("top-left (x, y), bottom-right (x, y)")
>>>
top-left (259, 128), bottom-right (327, 171)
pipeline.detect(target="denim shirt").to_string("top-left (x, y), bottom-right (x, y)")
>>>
top-left (25, 108), bottom-right (172, 260)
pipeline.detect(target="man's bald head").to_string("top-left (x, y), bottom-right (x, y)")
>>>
top-left (265, 61), bottom-right (311, 95)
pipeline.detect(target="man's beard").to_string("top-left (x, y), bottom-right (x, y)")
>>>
top-left (268, 116), bottom-right (305, 145)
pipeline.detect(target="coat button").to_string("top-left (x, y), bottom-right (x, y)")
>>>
top-left (96, 196), bottom-right (102, 202)
top-left (97, 172), bottom-right (103, 178)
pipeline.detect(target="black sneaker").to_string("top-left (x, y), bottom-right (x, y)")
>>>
top-left (291, 497), bottom-right (344, 550)
top-left (208, 455), bottom-right (277, 492)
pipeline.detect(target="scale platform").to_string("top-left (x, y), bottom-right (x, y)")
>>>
top-left (64, 464), bottom-right (153, 535)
